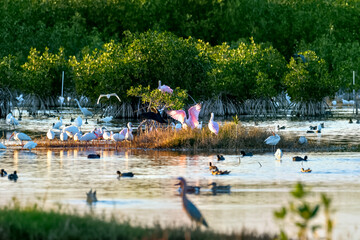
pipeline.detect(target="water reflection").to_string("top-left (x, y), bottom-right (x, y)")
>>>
top-left (0, 148), bottom-right (360, 237)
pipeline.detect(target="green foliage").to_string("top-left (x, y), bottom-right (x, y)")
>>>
top-left (283, 51), bottom-right (336, 103)
top-left (274, 182), bottom-right (334, 240)
top-left (203, 38), bottom-right (286, 100)
top-left (127, 84), bottom-right (188, 110)
top-left (21, 47), bottom-right (69, 97)
top-left (0, 55), bottom-right (22, 90)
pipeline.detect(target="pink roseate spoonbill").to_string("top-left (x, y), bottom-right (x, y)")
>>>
top-left (275, 148), bottom-right (283, 161)
top-left (264, 132), bottom-right (281, 152)
top-left (177, 177), bottom-right (208, 228)
top-left (158, 80), bottom-right (173, 94)
top-left (111, 132), bottom-right (125, 142)
top-left (208, 113), bottom-right (219, 135)
top-left (97, 93), bottom-right (121, 104)
top-left (124, 122), bottom-right (134, 141)
top-left (47, 129), bottom-right (55, 140)
top-left (23, 141), bottom-right (37, 152)
top-left (167, 103), bottom-right (201, 129)
top-left (9, 131), bottom-right (31, 145)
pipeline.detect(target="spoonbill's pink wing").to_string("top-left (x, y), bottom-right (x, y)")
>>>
top-left (159, 85), bottom-right (173, 94)
top-left (119, 128), bottom-right (128, 136)
top-left (187, 103), bottom-right (202, 129)
top-left (166, 110), bottom-right (186, 124)
top-left (208, 120), bottom-right (219, 135)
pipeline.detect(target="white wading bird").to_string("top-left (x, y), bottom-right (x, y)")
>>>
top-left (9, 131), bottom-right (31, 145)
top-left (97, 93), bottom-right (121, 104)
top-left (47, 129), bottom-right (55, 140)
top-left (74, 99), bottom-right (93, 119)
top-left (23, 141), bottom-right (37, 152)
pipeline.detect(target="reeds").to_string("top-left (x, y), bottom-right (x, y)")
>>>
top-left (30, 122), bottom-right (341, 153)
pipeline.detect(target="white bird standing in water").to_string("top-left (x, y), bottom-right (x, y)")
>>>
top-left (97, 93), bottom-right (121, 104)
top-left (74, 116), bottom-right (83, 129)
top-left (74, 99), bottom-right (93, 119)
top-left (9, 131), bottom-right (31, 145)
top-left (23, 141), bottom-right (37, 152)
top-left (275, 148), bottom-right (283, 161)
top-left (264, 132), bottom-right (281, 152)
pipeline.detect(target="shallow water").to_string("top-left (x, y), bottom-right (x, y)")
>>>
top-left (1, 148), bottom-right (360, 239)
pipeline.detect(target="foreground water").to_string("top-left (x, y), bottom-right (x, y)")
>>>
top-left (1, 148), bottom-right (360, 239)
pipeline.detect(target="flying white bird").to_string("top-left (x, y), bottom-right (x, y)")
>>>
top-left (97, 93), bottom-right (121, 104)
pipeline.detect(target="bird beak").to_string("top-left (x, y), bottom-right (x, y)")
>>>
top-left (174, 182), bottom-right (180, 186)
top-left (9, 133), bottom-right (14, 140)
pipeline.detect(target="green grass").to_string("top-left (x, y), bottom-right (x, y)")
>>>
top-left (0, 203), bottom-right (274, 240)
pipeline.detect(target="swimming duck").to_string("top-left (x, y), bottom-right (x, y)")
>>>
top-left (175, 182), bottom-right (201, 195)
top-left (293, 156), bottom-right (308, 161)
top-left (116, 171), bottom-right (134, 177)
top-left (209, 162), bottom-right (219, 172)
top-left (87, 154), bottom-right (100, 159)
top-left (240, 151), bottom-right (253, 157)
top-left (301, 168), bottom-right (312, 173)
top-left (309, 125), bottom-right (317, 130)
top-left (211, 170), bottom-right (231, 175)
top-left (277, 125), bottom-right (286, 130)
top-left (209, 182), bottom-right (231, 194)
top-left (217, 155), bottom-right (225, 161)
top-left (8, 171), bottom-right (18, 181)
top-left (1, 169), bottom-right (7, 177)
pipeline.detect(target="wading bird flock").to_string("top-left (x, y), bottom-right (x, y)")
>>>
top-left (1, 81), bottom-right (320, 228)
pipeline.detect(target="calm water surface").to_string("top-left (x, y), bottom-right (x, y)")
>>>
top-left (1, 148), bottom-right (360, 239)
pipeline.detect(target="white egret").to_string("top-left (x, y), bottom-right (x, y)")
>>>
top-left (74, 116), bottom-right (83, 128)
top-left (125, 122), bottom-right (133, 141)
top-left (97, 93), bottom-right (121, 104)
top-left (74, 99), bottom-right (93, 118)
top-left (275, 148), bottom-right (283, 161)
